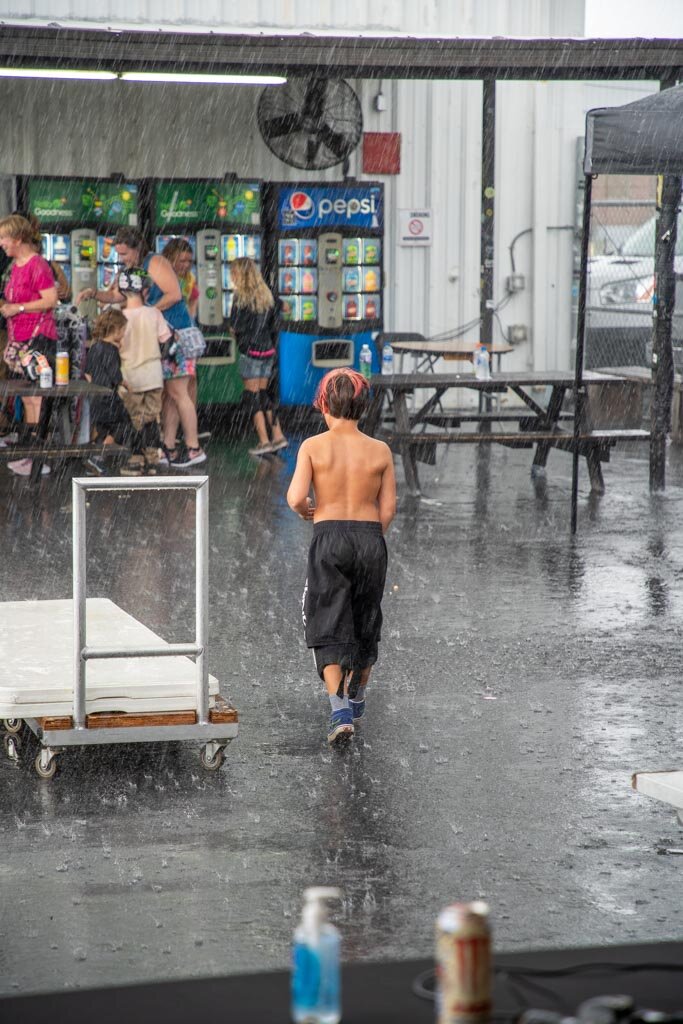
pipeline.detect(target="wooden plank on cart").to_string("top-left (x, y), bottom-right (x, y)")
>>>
top-left (86, 710), bottom-right (198, 729)
top-left (209, 695), bottom-right (239, 723)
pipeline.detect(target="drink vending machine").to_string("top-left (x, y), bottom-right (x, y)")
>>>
top-left (266, 182), bottom-right (384, 406)
top-left (150, 178), bottom-right (262, 407)
top-left (19, 175), bottom-right (140, 323)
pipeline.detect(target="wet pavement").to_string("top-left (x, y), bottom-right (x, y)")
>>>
top-left (0, 434), bottom-right (681, 996)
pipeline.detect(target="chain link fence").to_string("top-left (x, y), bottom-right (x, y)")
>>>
top-left (585, 197), bottom-right (683, 369)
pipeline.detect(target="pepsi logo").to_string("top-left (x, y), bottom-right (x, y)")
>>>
top-left (289, 191), bottom-right (315, 220)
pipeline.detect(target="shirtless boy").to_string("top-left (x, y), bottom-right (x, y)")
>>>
top-left (287, 368), bottom-right (397, 746)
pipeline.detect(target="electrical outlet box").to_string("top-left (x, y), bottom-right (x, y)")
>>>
top-left (507, 324), bottom-right (528, 344)
top-left (506, 273), bottom-right (525, 294)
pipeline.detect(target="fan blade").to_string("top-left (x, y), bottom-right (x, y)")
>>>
top-left (262, 113), bottom-right (304, 139)
top-left (318, 122), bottom-right (354, 160)
top-left (302, 77), bottom-right (328, 120)
top-left (307, 135), bottom-right (323, 166)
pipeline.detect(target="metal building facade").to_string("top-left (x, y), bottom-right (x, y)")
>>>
top-left (0, 1), bottom-right (658, 370)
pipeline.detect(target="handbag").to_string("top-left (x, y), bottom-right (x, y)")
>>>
top-left (174, 325), bottom-right (206, 360)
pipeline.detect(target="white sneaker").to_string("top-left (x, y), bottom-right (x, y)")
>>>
top-left (0, 431), bottom-right (19, 447)
top-left (7, 458), bottom-right (50, 477)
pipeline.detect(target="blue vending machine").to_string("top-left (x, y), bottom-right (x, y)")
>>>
top-left (269, 182), bottom-right (384, 406)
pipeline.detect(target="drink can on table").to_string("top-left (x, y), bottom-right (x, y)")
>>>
top-left (39, 364), bottom-right (53, 389)
top-left (435, 901), bottom-right (491, 1024)
top-left (55, 350), bottom-right (70, 386)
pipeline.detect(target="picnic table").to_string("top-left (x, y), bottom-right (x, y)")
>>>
top-left (363, 369), bottom-right (650, 496)
top-left (0, 378), bottom-right (124, 483)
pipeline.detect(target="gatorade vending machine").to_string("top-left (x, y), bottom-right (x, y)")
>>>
top-left (18, 175), bottom-right (140, 322)
top-left (266, 182), bottom-right (384, 406)
top-left (150, 178), bottom-right (262, 407)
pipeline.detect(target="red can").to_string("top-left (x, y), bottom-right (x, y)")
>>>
top-left (435, 901), bottom-right (491, 1024)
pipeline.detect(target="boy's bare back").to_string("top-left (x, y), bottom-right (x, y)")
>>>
top-left (301, 427), bottom-right (394, 526)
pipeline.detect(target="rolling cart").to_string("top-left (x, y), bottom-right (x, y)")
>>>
top-left (1, 476), bottom-right (238, 778)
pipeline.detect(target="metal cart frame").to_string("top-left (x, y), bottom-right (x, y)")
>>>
top-left (3, 476), bottom-right (238, 778)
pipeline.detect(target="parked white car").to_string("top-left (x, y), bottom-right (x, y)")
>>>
top-left (585, 214), bottom-right (683, 368)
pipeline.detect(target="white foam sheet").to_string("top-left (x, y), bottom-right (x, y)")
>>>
top-left (0, 598), bottom-right (219, 717)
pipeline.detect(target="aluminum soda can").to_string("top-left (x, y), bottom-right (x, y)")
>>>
top-left (435, 901), bottom-right (492, 1024)
top-left (55, 349), bottom-right (69, 386)
top-left (39, 364), bottom-right (53, 388)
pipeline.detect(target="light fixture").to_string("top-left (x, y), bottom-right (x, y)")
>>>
top-left (0, 68), bottom-right (117, 80)
top-left (120, 71), bottom-right (286, 85)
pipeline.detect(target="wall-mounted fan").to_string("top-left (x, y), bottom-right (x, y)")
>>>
top-left (257, 77), bottom-right (363, 171)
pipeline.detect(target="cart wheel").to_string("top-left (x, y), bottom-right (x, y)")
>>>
top-left (200, 745), bottom-right (225, 771)
top-left (4, 733), bottom-right (21, 761)
top-left (34, 752), bottom-right (57, 780)
top-left (3, 718), bottom-right (23, 735)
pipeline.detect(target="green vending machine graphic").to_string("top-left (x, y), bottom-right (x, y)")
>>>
top-left (152, 180), bottom-right (262, 408)
top-left (21, 176), bottom-right (139, 322)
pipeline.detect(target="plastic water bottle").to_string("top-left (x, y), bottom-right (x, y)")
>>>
top-left (381, 339), bottom-right (394, 375)
top-left (474, 343), bottom-right (491, 381)
top-left (359, 343), bottom-right (373, 380)
top-left (291, 887), bottom-right (342, 1024)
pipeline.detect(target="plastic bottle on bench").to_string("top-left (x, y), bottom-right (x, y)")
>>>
top-left (474, 342), bottom-right (491, 381)
top-left (291, 887), bottom-right (342, 1024)
top-left (381, 339), bottom-right (394, 375)
top-left (359, 343), bottom-right (373, 380)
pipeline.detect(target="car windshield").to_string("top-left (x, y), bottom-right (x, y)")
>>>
top-left (620, 214), bottom-right (683, 257)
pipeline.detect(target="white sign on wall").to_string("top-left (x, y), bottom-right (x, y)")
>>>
top-left (398, 208), bottom-right (432, 247)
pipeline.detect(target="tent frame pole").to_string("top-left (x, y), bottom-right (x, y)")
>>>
top-left (571, 173), bottom-right (592, 534)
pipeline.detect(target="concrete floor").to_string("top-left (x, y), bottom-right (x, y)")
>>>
top-left (0, 434), bottom-right (681, 996)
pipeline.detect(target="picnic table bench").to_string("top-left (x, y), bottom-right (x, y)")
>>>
top-left (363, 369), bottom-right (649, 496)
top-left (0, 379), bottom-right (126, 483)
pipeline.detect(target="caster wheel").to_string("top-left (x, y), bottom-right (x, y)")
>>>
top-left (3, 718), bottom-right (23, 735)
top-left (4, 733), bottom-right (21, 761)
top-left (200, 746), bottom-right (224, 771)
top-left (34, 752), bottom-right (57, 780)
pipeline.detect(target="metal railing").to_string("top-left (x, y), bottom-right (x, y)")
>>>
top-left (71, 476), bottom-right (209, 730)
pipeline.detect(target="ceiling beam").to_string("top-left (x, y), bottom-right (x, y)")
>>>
top-left (0, 26), bottom-right (682, 81)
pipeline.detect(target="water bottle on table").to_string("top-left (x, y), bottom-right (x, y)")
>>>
top-left (359, 343), bottom-right (373, 380)
top-left (474, 343), bottom-right (491, 381)
top-left (381, 339), bottom-right (394, 375)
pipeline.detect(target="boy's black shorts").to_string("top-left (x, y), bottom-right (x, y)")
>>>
top-left (302, 520), bottom-right (387, 679)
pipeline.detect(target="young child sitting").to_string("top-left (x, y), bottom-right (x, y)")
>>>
top-left (84, 308), bottom-right (129, 475)
top-left (286, 368), bottom-right (397, 747)
top-left (117, 266), bottom-right (171, 476)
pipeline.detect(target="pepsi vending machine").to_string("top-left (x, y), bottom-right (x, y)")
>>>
top-left (18, 175), bottom-right (140, 322)
top-left (267, 182), bottom-right (383, 406)
top-left (150, 178), bottom-right (262, 407)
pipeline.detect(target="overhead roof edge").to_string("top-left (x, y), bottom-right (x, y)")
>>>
top-left (0, 25), bottom-right (681, 81)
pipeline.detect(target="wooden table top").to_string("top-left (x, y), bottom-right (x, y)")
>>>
top-left (390, 339), bottom-right (514, 357)
top-left (0, 379), bottom-right (110, 398)
top-left (369, 369), bottom-right (629, 390)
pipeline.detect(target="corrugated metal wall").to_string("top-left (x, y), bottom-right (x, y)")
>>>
top-left (0, 0), bottom-right (657, 372)
top-left (2, 0), bottom-right (582, 35)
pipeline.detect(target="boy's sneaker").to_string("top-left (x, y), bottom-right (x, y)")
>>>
top-left (327, 708), bottom-right (354, 746)
top-left (350, 698), bottom-right (366, 722)
top-left (270, 437), bottom-right (289, 453)
top-left (7, 458), bottom-right (50, 477)
top-left (248, 441), bottom-right (275, 457)
top-left (86, 455), bottom-right (106, 475)
top-left (0, 430), bottom-right (19, 447)
top-left (171, 447), bottom-right (207, 468)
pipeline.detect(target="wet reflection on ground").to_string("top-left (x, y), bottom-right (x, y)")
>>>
top-left (0, 437), bottom-right (681, 994)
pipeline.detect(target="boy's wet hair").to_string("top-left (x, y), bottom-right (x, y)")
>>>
top-left (314, 368), bottom-right (369, 420)
top-left (91, 307), bottom-right (127, 341)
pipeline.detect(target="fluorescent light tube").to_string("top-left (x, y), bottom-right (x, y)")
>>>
top-left (0, 68), bottom-right (118, 80)
top-left (120, 71), bottom-right (286, 85)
